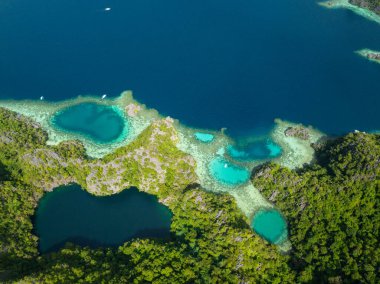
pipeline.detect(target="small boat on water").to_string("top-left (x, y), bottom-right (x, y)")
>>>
top-left (224, 163), bottom-right (228, 168)
top-left (104, 7), bottom-right (111, 11)
top-left (101, 94), bottom-right (107, 100)
top-left (40, 96), bottom-right (44, 101)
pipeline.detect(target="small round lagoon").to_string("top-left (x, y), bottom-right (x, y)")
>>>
top-left (209, 157), bottom-right (250, 186)
top-left (251, 209), bottom-right (288, 244)
top-left (51, 103), bottom-right (128, 144)
top-left (227, 139), bottom-right (282, 161)
top-left (194, 132), bottom-right (214, 143)
top-left (34, 185), bottom-right (172, 253)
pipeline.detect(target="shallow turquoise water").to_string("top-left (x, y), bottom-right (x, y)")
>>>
top-left (267, 141), bottom-right (282, 157)
top-left (209, 157), bottom-right (250, 186)
top-left (194, 132), bottom-right (214, 143)
top-left (51, 103), bottom-right (127, 143)
top-left (34, 185), bottom-right (172, 253)
top-left (252, 209), bottom-right (288, 244)
top-left (227, 139), bottom-right (282, 161)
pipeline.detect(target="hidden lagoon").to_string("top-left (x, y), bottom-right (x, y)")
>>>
top-left (35, 185), bottom-right (172, 253)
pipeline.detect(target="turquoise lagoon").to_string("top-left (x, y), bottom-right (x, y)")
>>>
top-left (194, 132), bottom-right (214, 143)
top-left (34, 186), bottom-right (172, 253)
top-left (209, 157), bottom-right (250, 186)
top-left (227, 139), bottom-right (282, 161)
top-left (252, 209), bottom-right (288, 244)
top-left (51, 103), bottom-right (127, 144)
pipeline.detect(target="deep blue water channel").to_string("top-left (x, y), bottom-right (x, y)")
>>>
top-left (0, 0), bottom-right (379, 136)
top-left (34, 185), bottom-right (172, 253)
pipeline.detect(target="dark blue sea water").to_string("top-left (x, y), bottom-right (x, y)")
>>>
top-left (0, 0), bottom-right (379, 136)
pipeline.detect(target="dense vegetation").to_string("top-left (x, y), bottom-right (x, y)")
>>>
top-left (0, 108), bottom-right (292, 283)
top-left (350, 0), bottom-right (380, 14)
top-left (253, 132), bottom-right (380, 283)
top-left (0, 107), bottom-right (379, 283)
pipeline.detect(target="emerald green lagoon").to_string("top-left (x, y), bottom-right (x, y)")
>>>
top-left (209, 157), bottom-right (250, 186)
top-left (252, 209), bottom-right (288, 244)
top-left (34, 186), bottom-right (172, 253)
top-left (51, 103), bottom-right (127, 144)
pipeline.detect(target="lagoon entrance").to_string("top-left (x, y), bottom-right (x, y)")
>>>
top-left (34, 186), bottom-right (172, 253)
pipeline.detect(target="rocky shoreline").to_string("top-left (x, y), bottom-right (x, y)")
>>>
top-left (356, 49), bottom-right (380, 64)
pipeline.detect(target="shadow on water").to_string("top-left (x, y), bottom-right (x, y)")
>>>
top-left (45, 228), bottom-right (173, 254)
top-left (33, 185), bottom-right (173, 254)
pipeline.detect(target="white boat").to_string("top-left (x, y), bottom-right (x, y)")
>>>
top-left (104, 7), bottom-right (111, 11)
top-left (101, 94), bottom-right (107, 100)
top-left (40, 96), bottom-right (44, 101)
top-left (224, 163), bottom-right (228, 168)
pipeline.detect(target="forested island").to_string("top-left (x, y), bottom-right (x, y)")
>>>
top-left (0, 106), bottom-right (379, 283)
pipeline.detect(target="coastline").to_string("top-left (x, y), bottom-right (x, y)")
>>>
top-left (0, 91), bottom-right (328, 251)
top-left (319, 0), bottom-right (380, 25)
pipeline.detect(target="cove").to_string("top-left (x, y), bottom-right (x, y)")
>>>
top-left (34, 185), bottom-right (172, 253)
top-left (227, 139), bottom-right (282, 161)
top-left (51, 103), bottom-right (127, 144)
top-left (252, 209), bottom-right (288, 244)
top-left (209, 157), bottom-right (250, 186)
